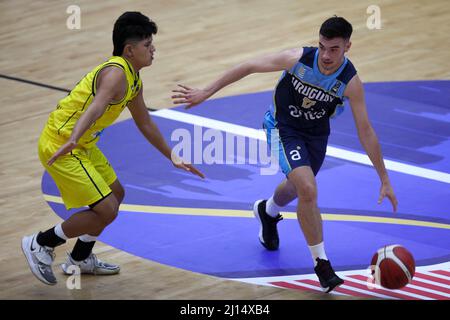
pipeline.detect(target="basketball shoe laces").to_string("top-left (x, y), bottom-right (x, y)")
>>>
top-left (36, 245), bottom-right (55, 267)
top-left (81, 253), bottom-right (112, 272)
top-left (267, 214), bottom-right (283, 234)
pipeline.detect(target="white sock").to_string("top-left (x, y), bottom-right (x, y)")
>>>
top-left (308, 242), bottom-right (328, 266)
top-left (55, 223), bottom-right (69, 240)
top-left (79, 234), bottom-right (97, 242)
top-left (266, 196), bottom-right (283, 217)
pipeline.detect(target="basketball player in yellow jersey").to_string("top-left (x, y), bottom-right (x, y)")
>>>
top-left (21, 12), bottom-right (204, 286)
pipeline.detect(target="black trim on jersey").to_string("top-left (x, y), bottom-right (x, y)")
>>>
top-left (336, 60), bottom-right (357, 84)
top-left (88, 191), bottom-right (112, 209)
top-left (84, 134), bottom-right (100, 145)
top-left (57, 111), bottom-right (77, 135)
top-left (121, 58), bottom-right (135, 77)
top-left (80, 93), bottom-right (92, 111)
top-left (70, 152), bottom-right (104, 198)
top-left (299, 47), bottom-right (316, 67)
top-left (91, 62), bottom-right (126, 96)
top-left (121, 57), bottom-right (140, 88)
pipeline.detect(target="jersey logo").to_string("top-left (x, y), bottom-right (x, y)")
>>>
top-left (331, 81), bottom-right (342, 94)
top-left (92, 129), bottom-right (104, 138)
top-left (301, 97), bottom-right (316, 109)
top-left (291, 78), bottom-right (335, 103)
top-left (288, 105), bottom-right (327, 120)
top-left (297, 65), bottom-right (306, 78)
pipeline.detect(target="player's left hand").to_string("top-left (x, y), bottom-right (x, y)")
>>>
top-left (171, 153), bottom-right (205, 179)
top-left (378, 181), bottom-right (398, 212)
top-left (174, 162), bottom-right (205, 179)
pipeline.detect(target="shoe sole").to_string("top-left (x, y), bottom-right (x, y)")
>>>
top-left (21, 236), bottom-right (56, 286)
top-left (322, 279), bottom-right (344, 293)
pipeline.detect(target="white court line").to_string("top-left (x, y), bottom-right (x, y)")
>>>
top-left (152, 108), bottom-right (450, 184)
top-left (418, 270), bottom-right (450, 282)
top-left (342, 275), bottom-right (448, 300)
top-left (412, 276), bottom-right (450, 289)
top-left (234, 278), bottom-right (348, 297)
top-left (337, 283), bottom-right (395, 299)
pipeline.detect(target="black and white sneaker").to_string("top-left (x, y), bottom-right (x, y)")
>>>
top-left (21, 233), bottom-right (57, 285)
top-left (253, 200), bottom-right (283, 251)
top-left (314, 258), bottom-right (344, 293)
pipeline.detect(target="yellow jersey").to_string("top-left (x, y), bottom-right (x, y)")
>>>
top-left (42, 56), bottom-right (142, 149)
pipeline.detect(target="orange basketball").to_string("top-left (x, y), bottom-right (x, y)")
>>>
top-left (371, 244), bottom-right (415, 290)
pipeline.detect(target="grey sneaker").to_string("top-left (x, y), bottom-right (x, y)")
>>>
top-left (21, 233), bottom-right (57, 285)
top-left (61, 252), bottom-right (120, 275)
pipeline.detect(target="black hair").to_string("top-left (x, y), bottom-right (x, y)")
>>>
top-left (112, 12), bottom-right (158, 56)
top-left (319, 16), bottom-right (353, 40)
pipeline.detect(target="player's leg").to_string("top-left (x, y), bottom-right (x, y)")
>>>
top-left (253, 113), bottom-right (292, 250)
top-left (287, 166), bottom-right (323, 246)
top-left (62, 147), bottom-right (122, 275)
top-left (268, 134), bottom-right (329, 214)
top-left (287, 137), bottom-right (343, 292)
top-left (60, 194), bottom-right (121, 275)
top-left (22, 141), bottom-right (119, 285)
top-left (109, 179), bottom-right (125, 205)
top-left (265, 178), bottom-right (297, 218)
top-left (273, 179), bottom-right (297, 206)
top-left (60, 193), bottom-right (119, 238)
top-left (21, 185), bottom-right (118, 285)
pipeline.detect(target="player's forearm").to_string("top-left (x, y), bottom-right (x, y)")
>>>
top-left (204, 62), bottom-right (252, 97)
top-left (138, 121), bottom-right (172, 160)
top-left (69, 104), bottom-right (106, 143)
top-left (358, 127), bottom-right (390, 184)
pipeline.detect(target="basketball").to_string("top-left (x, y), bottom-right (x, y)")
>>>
top-left (371, 244), bottom-right (415, 290)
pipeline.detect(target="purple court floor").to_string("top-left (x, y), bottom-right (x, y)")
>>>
top-left (42, 80), bottom-right (450, 299)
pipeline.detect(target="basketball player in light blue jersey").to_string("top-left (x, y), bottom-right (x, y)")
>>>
top-left (172, 16), bottom-right (398, 293)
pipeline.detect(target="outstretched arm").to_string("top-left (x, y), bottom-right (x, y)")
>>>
top-left (172, 48), bottom-right (302, 108)
top-left (128, 86), bottom-right (205, 179)
top-left (345, 75), bottom-right (398, 212)
top-left (47, 67), bottom-right (125, 165)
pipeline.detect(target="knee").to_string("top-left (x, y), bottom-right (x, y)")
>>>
top-left (116, 187), bottom-right (125, 205)
top-left (297, 183), bottom-right (317, 204)
top-left (104, 199), bottom-right (119, 225)
top-left (103, 208), bottom-right (119, 225)
top-left (93, 196), bottom-right (119, 226)
top-left (287, 183), bottom-right (298, 199)
top-left (113, 183), bottom-right (125, 204)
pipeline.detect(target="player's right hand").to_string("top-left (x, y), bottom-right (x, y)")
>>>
top-left (171, 84), bottom-right (210, 109)
top-left (47, 140), bottom-right (77, 166)
top-left (378, 181), bottom-right (398, 213)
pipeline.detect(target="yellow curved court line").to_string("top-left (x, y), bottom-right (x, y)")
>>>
top-left (43, 194), bottom-right (450, 230)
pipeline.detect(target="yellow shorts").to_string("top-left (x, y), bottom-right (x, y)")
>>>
top-left (38, 130), bottom-right (117, 210)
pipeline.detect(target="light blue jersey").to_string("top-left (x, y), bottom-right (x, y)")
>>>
top-left (269, 47), bottom-right (357, 136)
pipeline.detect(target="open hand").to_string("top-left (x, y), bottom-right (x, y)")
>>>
top-left (171, 84), bottom-right (210, 109)
top-left (171, 153), bottom-right (205, 179)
